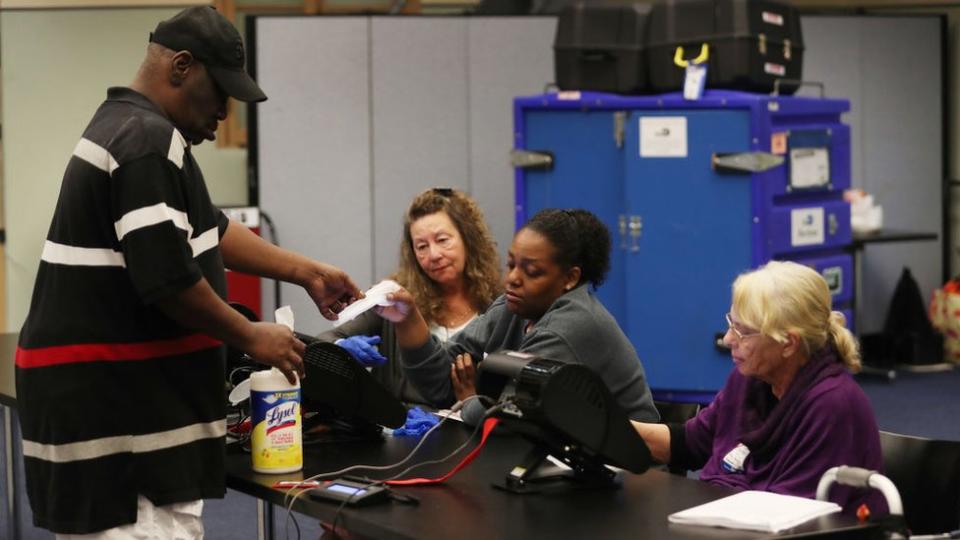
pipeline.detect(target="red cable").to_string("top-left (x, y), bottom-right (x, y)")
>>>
top-left (385, 417), bottom-right (500, 486)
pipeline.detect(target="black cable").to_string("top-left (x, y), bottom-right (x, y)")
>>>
top-left (285, 506), bottom-right (301, 540)
top-left (386, 401), bottom-right (500, 481)
top-left (328, 479), bottom-right (381, 540)
top-left (282, 397), bottom-right (495, 537)
top-left (328, 402), bottom-right (504, 537)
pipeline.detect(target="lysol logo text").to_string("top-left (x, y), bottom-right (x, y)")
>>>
top-left (266, 401), bottom-right (297, 435)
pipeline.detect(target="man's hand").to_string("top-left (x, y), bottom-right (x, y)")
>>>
top-left (302, 262), bottom-right (363, 320)
top-left (450, 353), bottom-right (478, 402)
top-left (244, 322), bottom-right (306, 383)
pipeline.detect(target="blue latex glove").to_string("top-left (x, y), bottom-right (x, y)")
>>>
top-left (335, 335), bottom-right (387, 366)
top-left (392, 407), bottom-right (440, 437)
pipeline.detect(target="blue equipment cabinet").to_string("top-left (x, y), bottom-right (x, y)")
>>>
top-left (513, 90), bottom-right (852, 402)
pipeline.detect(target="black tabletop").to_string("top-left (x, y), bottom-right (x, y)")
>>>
top-left (225, 420), bottom-right (880, 540)
top-left (0, 333), bottom-right (879, 540)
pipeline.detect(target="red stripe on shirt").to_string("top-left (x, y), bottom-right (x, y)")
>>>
top-left (15, 333), bottom-right (223, 368)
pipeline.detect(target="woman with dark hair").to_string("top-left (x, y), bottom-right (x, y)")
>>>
top-left (379, 208), bottom-right (659, 424)
top-left (318, 188), bottom-right (502, 403)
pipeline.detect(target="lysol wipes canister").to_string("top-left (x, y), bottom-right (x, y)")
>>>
top-left (250, 368), bottom-right (302, 473)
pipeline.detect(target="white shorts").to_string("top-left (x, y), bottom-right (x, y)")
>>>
top-left (56, 495), bottom-right (204, 540)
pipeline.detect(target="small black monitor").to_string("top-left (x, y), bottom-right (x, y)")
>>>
top-left (479, 351), bottom-right (652, 493)
top-left (297, 338), bottom-right (407, 431)
top-left (224, 303), bottom-right (407, 439)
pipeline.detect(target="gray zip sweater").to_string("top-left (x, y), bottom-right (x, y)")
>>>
top-left (401, 284), bottom-right (660, 423)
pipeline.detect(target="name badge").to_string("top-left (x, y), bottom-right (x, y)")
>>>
top-left (721, 443), bottom-right (750, 473)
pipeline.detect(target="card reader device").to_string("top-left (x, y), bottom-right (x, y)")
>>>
top-left (309, 478), bottom-right (390, 506)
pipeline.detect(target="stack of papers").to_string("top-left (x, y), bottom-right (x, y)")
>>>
top-left (668, 490), bottom-right (842, 533)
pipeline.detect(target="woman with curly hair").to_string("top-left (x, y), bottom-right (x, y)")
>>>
top-left (378, 208), bottom-right (659, 425)
top-left (319, 188), bottom-right (502, 404)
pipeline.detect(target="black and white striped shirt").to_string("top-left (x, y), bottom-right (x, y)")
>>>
top-left (16, 87), bottom-right (229, 534)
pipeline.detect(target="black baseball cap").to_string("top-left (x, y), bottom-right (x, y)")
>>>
top-left (149, 6), bottom-right (267, 103)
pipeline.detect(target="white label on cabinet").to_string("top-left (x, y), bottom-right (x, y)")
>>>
top-left (791, 207), bottom-right (825, 246)
top-left (762, 11), bottom-right (784, 26)
top-left (789, 147), bottom-right (830, 189)
top-left (640, 117), bottom-right (687, 158)
top-left (764, 62), bottom-right (786, 76)
top-left (822, 266), bottom-right (843, 296)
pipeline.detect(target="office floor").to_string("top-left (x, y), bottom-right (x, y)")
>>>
top-left (3, 367), bottom-right (959, 540)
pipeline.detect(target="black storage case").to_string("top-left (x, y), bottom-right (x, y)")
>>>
top-left (646, 0), bottom-right (804, 94)
top-left (554, 2), bottom-right (653, 94)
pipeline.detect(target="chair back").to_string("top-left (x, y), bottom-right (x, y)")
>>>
top-left (654, 400), bottom-right (701, 475)
top-left (654, 400), bottom-right (701, 425)
top-left (879, 430), bottom-right (960, 535)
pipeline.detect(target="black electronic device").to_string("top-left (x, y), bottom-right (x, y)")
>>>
top-left (299, 341), bottom-right (408, 431)
top-left (478, 351), bottom-right (652, 494)
top-left (308, 478), bottom-right (390, 506)
top-left (223, 304), bottom-right (407, 439)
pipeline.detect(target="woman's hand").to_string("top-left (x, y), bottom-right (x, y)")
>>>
top-left (378, 286), bottom-right (431, 349)
top-left (631, 421), bottom-right (672, 464)
top-left (335, 335), bottom-right (388, 366)
top-left (376, 287), bottom-right (415, 323)
top-left (450, 353), bottom-right (478, 402)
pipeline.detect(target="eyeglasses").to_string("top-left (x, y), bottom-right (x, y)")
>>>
top-left (725, 313), bottom-right (761, 341)
top-left (432, 187), bottom-right (454, 197)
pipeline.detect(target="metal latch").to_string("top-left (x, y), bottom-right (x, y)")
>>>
top-left (712, 152), bottom-right (784, 173)
top-left (510, 150), bottom-right (554, 171)
top-left (613, 111), bottom-right (626, 149)
top-left (618, 214), bottom-right (642, 252)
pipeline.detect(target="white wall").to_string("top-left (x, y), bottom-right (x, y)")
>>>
top-left (1, 7), bottom-right (248, 331)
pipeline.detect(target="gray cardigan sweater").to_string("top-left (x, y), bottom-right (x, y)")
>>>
top-left (401, 284), bottom-right (660, 423)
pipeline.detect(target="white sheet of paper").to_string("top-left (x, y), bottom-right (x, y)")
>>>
top-left (334, 279), bottom-right (402, 327)
top-left (668, 490), bottom-right (841, 533)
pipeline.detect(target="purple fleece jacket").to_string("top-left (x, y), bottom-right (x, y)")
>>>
top-left (677, 353), bottom-right (887, 515)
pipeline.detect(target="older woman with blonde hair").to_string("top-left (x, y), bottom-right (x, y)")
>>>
top-left (633, 260), bottom-right (885, 514)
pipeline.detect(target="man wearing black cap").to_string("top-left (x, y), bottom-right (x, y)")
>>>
top-left (15, 6), bottom-right (360, 536)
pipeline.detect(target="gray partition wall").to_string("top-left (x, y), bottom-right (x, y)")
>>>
top-left (256, 18), bottom-right (374, 332)
top-left (801, 16), bottom-right (943, 334)
top-left (255, 16), bottom-right (556, 332)
top-left (254, 15), bottom-right (942, 335)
